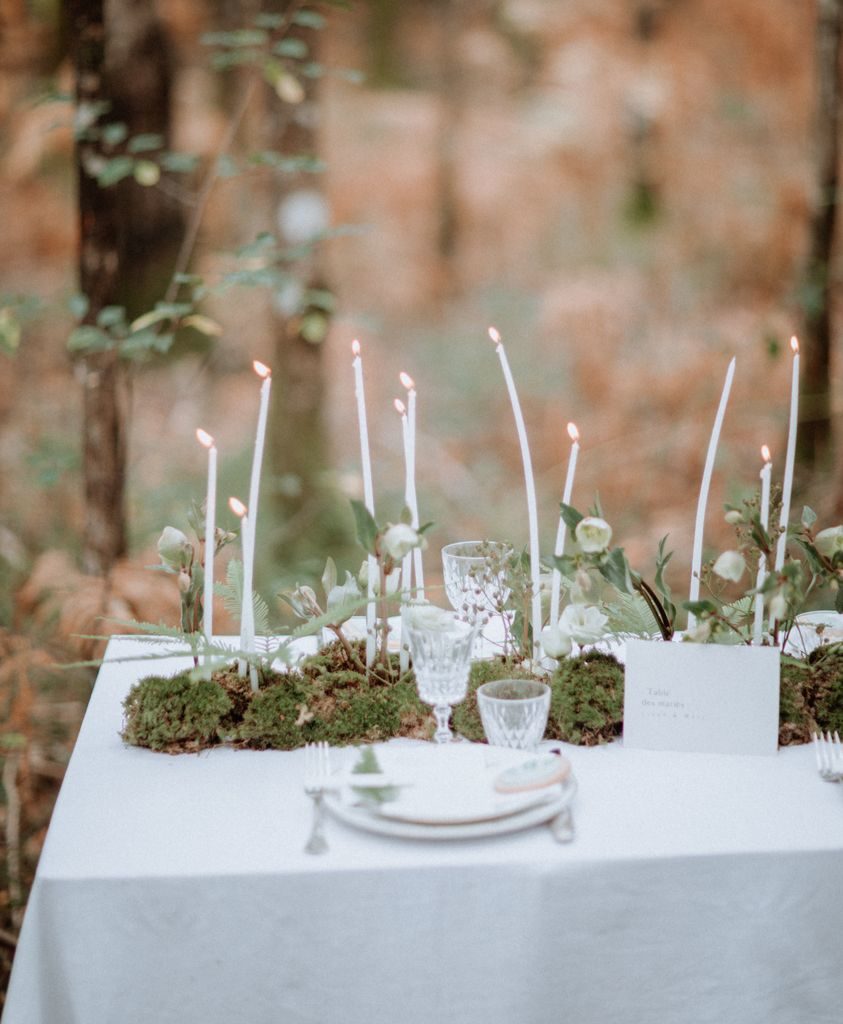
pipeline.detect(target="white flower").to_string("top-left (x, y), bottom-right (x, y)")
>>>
top-left (815, 526), bottom-right (843, 558)
top-left (712, 550), bottom-right (746, 583)
top-left (157, 526), bottom-right (192, 570)
top-left (360, 560), bottom-right (402, 597)
top-left (540, 624), bottom-right (572, 659)
top-left (724, 510), bottom-right (742, 525)
top-left (381, 523), bottom-right (425, 561)
top-left (406, 605), bottom-right (455, 631)
top-left (768, 591), bottom-right (788, 622)
top-left (575, 517), bottom-right (613, 554)
top-left (558, 603), bottom-right (609, 644)
top-left (326, 572), bottom-right (362, 622)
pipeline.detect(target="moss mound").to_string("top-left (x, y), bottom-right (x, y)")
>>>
top-left (121, 642), bottom-right (843, 754)
top-left (547, 651), bottom-right (625, 746)
top-left (778, 642), bottom-right (843, 744)
top-left (121, 672), bottom-right (232, 753)
top-left (238, 669), bottom-right (429, 749)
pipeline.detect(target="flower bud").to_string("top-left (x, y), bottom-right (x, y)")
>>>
top-left (177, 570), bottom-right (191, 594)
top-left (381, 523), bottom-right (425, 561)
top-left (712, 550), bottom-right (746, 583)
top-left (724, 510), bottom-right (742, 525)
top-left (768, 591), bottom-right (788, 622)
top-left (540, 624), bottom-right (572, 659)
top-left (157, 526), bottom-right (192, 571)
top-left (815, 525), bottom-right (843, 558)
top-left (575, 517), bottom-right (612, 554)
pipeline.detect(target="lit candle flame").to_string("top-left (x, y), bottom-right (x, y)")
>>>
top-left (761, 444), bottom-right (771, 464)
top-left (790, 335), bottom-right (799, 354)
top-left (567, 422), bottom-right (579, 443)
top-left (196, 428), bottom-right (214, 449)
top-left (394, 398), bottom-right (406, 415)
top-left (351, 339), bottom-right (361, 357)
top-left (399, 371), bottom-right (415, 391)
top-left (488, 326), bottom-right (502, 346)
top-left (229, 497), bottom-right (247, 518)
top-left (253, 360), bottom-right (271, 379)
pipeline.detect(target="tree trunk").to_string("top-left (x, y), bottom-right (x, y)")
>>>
top-left (799, 0), bottom-right (843, 473)
top-left (71, 0), bottom-right (127, 574)
top-left (266, 7), bottom-right (338, 567)
top-left (71, 0), bottom-right (176, 574)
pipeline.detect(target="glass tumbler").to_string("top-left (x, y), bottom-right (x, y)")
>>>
top-left (476, 679), bottom-right (551, 750)
top-left (406, 616), bottom-right (477, 743)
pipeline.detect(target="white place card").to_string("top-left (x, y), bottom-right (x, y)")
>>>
top-left (623, 639), bottom-right (780, 756)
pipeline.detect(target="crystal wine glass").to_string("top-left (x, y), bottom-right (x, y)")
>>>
top-left (405, 612), bottom-right (476, 743)
top-left (441, 541), bottom-right (512, 643)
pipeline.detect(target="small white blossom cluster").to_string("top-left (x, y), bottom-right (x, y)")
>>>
top-left (540, 516), bottom-right (613, 659)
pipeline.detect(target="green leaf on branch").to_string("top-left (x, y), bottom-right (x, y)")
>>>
top-left (216, 559), bottom-right (270, 634)
top-left (560, 503), bottom-right (583, 536)
top-left (682, 599), bottom-right (718, 616)
top-left (598, 547), bottom-right (633, 595)
top-left (350, 500), bottom-right (378, 556)
top-left (127, 133), bottom-right (164, 153)
top-left (160, 151), bottom-right (200, 174)
top-left (68, 325), bottom-right (113, 353)
top-left (801, 506), bottom-right (817, 529)
top-left (274, 38), bottom-right (309, 59)
top-left (68, 293), bottom-right (89, 320)
top-left (96, 305), bottom-right (126, 329)
top-left (293, 10), bottom-right (326, 29)
top-left (97, 156), bottom-right (136, 186)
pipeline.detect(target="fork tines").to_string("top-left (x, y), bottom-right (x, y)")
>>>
top-left (812, 731), bottom-right (843, 782)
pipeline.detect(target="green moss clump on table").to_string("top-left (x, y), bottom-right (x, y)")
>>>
top-left (121, 672), bottom-right (232, 753)
top-left (547, 651), bottom-right (624, 746)
top-left (778, 642), bottom-right (843, 744)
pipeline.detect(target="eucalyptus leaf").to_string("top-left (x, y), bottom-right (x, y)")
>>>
top-left (560, 502), bottom-right (583, 536)
top-left (802, 506), bottom-right (817, 529)
top-left (350, 499), bottom-right (378, 555)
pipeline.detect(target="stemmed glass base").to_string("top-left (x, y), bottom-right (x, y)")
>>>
top-left (432, 703), bottom-right (455, 744)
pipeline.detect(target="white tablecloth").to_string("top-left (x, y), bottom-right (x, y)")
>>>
top-left (4, 636), bottom-right (843, 1024)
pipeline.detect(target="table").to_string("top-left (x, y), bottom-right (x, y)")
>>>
top-left (4, 636), bottom-right (843, 1024)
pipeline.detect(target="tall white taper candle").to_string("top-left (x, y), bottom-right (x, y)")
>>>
top-left (754, 446), bottom-right (772, 645)
top-left (549, 422), bottom-right (580, 629)
top-left (489, 327), bottom-right (542, 659)
top-left (352, 340), bottom-right (377, 667)
top-left (197, 429), bottom-right (217, 652)
top-left (774, 337), bottom-right (800, 572)
top-left (400, 371), bottom-right (425, 599)
top-left (229, 498), bottom-right (259, 691)
top-left (242, 361), bottom-right (271, 658)
top-left (688, 356), bottom-right (737, 629)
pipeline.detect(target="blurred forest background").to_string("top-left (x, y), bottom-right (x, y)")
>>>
top-left (2, 0), bottom-right (843, 999)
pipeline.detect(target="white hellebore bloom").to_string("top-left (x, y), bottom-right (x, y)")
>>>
top-left (575, 516), bottom-right (613, 554)
top-left (540, 624), bottom-right (573, 659)
top-left (559, 603), bottom-right (609, 645)
top-left (712, 550), bottom-right (746, 583)
top-left (815, 525), bottom-right (843, 558)
top-left (381, 523), bottom-right (425, 561)
top-left (326, 572), bottom-right (362, 621)
top-left (357, 560), bottom-right (401, 597)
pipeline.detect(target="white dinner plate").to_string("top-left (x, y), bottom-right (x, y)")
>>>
top-left (323, 745), bottom-right (573, 839)
top-left (325, 777), bottom-right (576, 841)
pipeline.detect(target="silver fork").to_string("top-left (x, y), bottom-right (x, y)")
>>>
top-left (303, 741), bottom-right (331, 854)
top-left (812, 731), bottom-right (843, 783)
